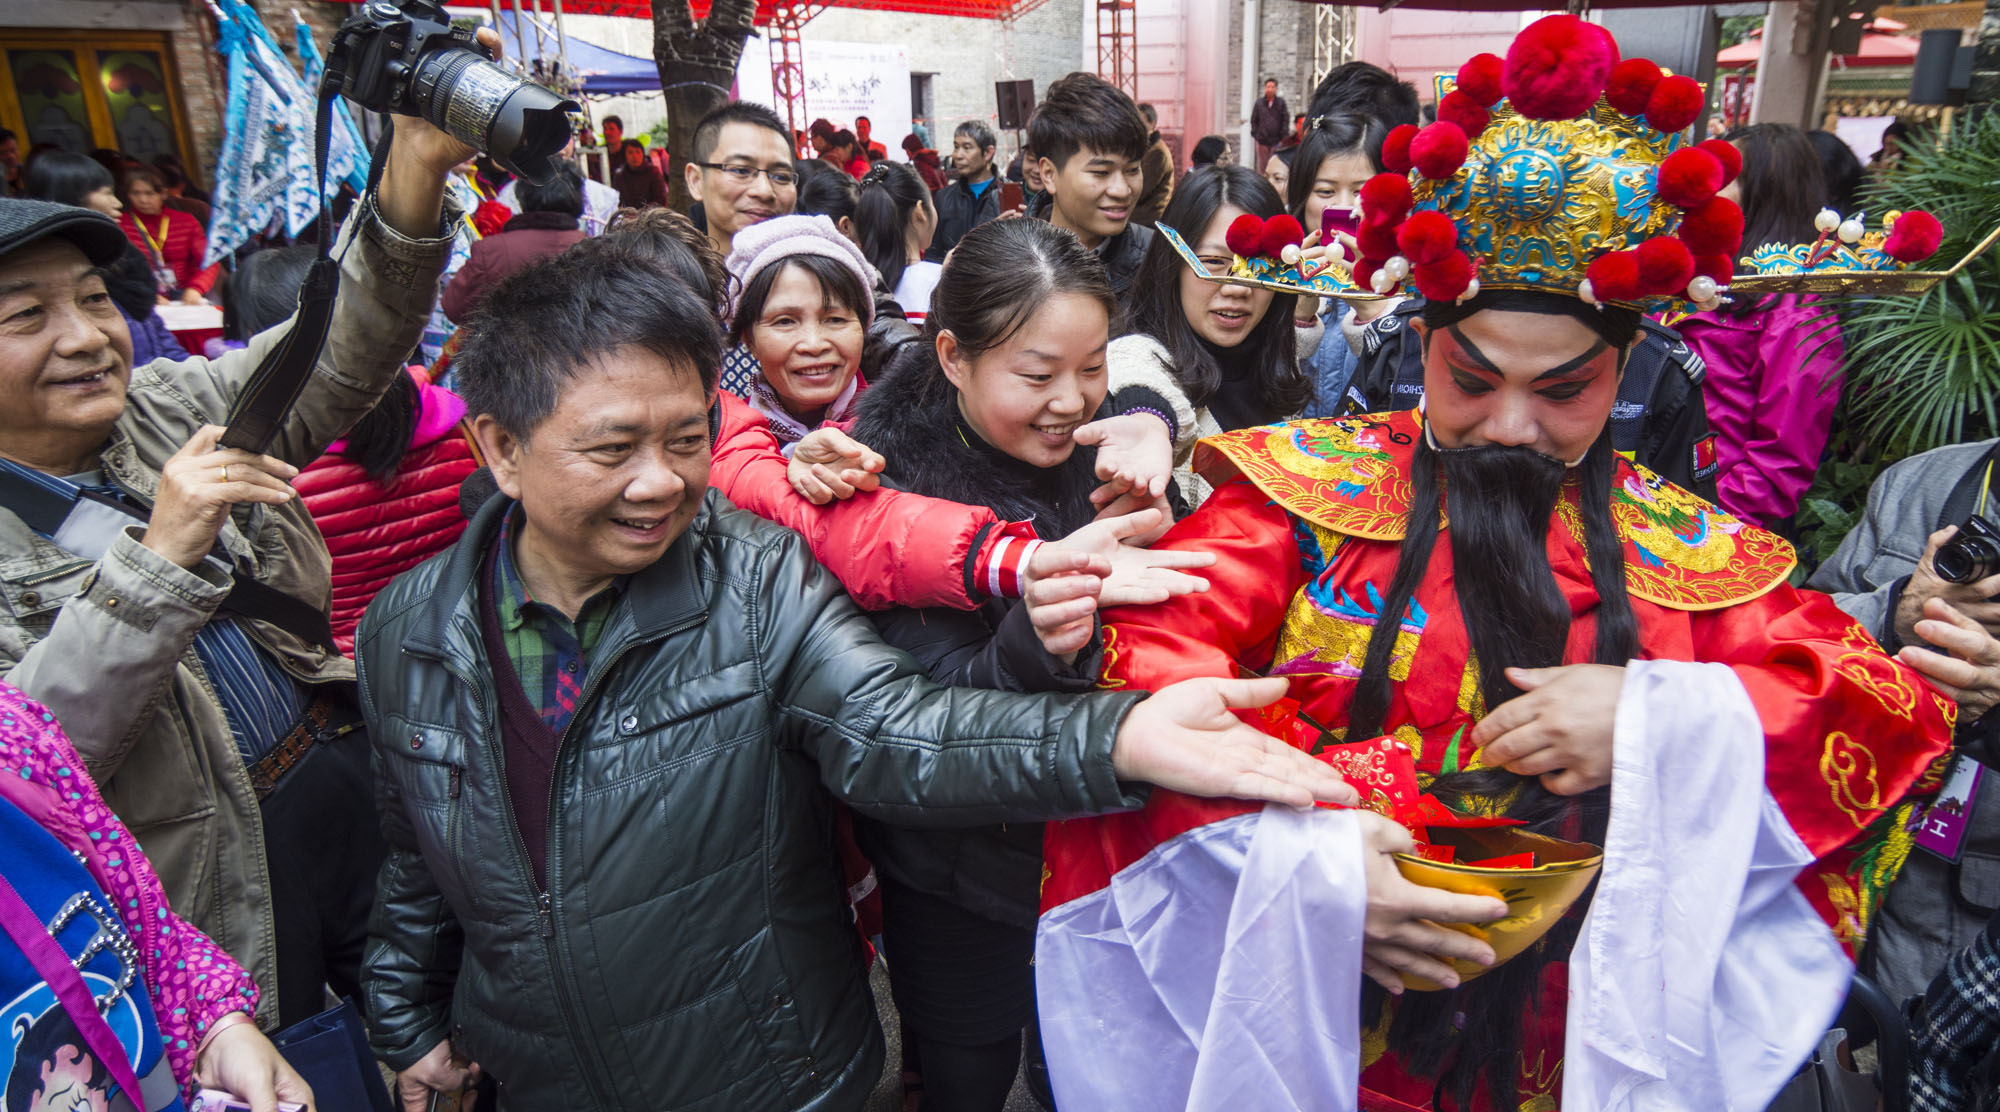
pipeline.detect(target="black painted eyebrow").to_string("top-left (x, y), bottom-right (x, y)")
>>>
top-left (1446, 325), bottom-right (1608, 382)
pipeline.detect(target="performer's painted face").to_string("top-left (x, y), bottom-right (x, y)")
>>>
top-left (1412, 308), bottom-right (1623, 466)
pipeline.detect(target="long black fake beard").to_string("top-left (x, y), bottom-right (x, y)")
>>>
top-left (1347, 430), bottom-right (1640, 1111)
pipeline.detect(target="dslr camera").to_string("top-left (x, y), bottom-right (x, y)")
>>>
top-left (1934, 514), bottom-right (2000, 585)
top-left (328, 0), bottom-right (578, 183)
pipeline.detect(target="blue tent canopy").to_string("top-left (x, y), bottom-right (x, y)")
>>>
top-left (495, 9), bottom-right (659, 95)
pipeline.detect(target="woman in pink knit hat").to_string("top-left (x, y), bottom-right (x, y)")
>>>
top-left (724, 214), bottom-right (894, 452)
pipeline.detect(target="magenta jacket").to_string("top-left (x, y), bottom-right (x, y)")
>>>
top-left (0, 683), bottom-right (259, 1098)
top-left (1672, 294), bottom-right (1844, 528)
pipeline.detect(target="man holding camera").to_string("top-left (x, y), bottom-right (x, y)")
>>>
top-left (0, 86), bottom-right (473, 1028)
top-left (1811, 437), bottom-right (2000, 1002)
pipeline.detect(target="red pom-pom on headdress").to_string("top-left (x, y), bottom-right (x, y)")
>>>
top-left (1585, 251), bottom-right (1645, 304)
top-left (1455, 54), bottom-right (1506, 107)
top-left (1678, 196), bottom-right (1744, 256)
top-left (1224, 213), bottom-right (1265, 258)
top-left (1656, 147), bottom-right (1725, 210)
top-left (1503, 14), bottom-right (1619, 120)
top-left (1413, 249), bottom-right (1476, 302)
top-left (1259, 214), bottom-right (1307, 259)
top-left (1360, 173), bottom-right (1414, 221)
top-left (1357, 216), bottom-right (1401, 261)
top-left (1352, 256), bottom-right (1384, 294)
top-left (1693, 253), bottom-right (1735, 283)
top-left (1636, 236), bottom-right (1696, 296)
top-left (1381, 125), bottom-right (1418, 175)
top-left (1410, 122), bottom-right (1470, 181)
top-left (1696, 139), bottom-right (1742, 186)
top-left (1396, 211), bottom-right (1461, 266)
top-left (1645, 75), bottom-right (1704, 134)
top-left (1437, 91), bottom-right (1491, 139)
top-left (472, 200), bottom-right (513, 238)
top-left (1883, 210), bottom-right (1945, 263)
top-left (1604, 58), bottom-right (1663, 117)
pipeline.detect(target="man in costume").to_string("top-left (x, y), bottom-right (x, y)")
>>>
top-left (1036, 16), bottom-right (1961, 1111)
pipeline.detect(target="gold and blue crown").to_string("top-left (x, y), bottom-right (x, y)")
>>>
top-left (1163, 14), bottom-right (1965, 311)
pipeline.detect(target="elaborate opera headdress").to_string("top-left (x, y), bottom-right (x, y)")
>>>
top-left (1161, 14), bottom-right (1968, 312)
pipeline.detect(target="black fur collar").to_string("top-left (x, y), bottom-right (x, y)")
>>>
top-left (851, 343), bottom-right (1100, 538)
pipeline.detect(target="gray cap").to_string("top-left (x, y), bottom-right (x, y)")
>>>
top-left (0, 197), bottom-right (130, 267)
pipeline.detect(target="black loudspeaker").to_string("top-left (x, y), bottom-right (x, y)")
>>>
top-left (1911, 28), bottom-right (1965, 105)
top-left (996, 79), bottom-right (1037, 130)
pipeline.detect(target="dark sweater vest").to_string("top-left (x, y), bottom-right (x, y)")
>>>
top-left (476, 552), bottom-right (562, 889)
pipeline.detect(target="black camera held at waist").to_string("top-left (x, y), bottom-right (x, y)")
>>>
top-left (1935, 514), bottom-right (2000, 585)
top-left (328, 0), bottom-right (578, 184)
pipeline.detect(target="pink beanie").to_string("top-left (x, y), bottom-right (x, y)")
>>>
top-left (723, 214), bottom-right (877, 328)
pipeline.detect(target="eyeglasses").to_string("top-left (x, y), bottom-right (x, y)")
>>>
top-left (696, 162), bottom-right (799, 188)
top-left (1195, 255), bottom-right (1234, 277)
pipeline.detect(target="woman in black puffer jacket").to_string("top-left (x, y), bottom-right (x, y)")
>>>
top-left (850, 217), bottom-right (1147, 1112)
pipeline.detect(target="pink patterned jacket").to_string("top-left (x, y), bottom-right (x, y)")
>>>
top-left (0, 682), bottom-right (259, 1098)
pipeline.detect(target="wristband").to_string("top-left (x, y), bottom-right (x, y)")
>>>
top-left (1122, 407), bottom-right (1173, 433)
top-left (195, 1011), bottom-right (253, 1060)
top-left (974, 521), bottom-right (1043, 599)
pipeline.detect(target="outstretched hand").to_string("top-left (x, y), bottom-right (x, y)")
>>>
top-left (787, 427), bottom-right (885, 504)
top-left (1045, 509), bottom-right (1213, 605)
top-left (1076, 413), bottom-right (1175, 510)
top-left (1112, 676), bottom-right (1359, 810)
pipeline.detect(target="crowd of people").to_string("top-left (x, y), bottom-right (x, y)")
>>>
top-left (0, 16), bottom-right (1997, 1112)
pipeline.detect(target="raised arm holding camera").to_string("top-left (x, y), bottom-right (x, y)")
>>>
top-left (0, 46), bottom-right (480, 1042)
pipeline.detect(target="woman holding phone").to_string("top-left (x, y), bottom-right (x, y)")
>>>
top-left (1284, 113), bottom-right (1389, 415)
top-left (1103, 166), bottom-right (1313, 508)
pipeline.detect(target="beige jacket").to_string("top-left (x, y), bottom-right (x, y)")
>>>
top-left (1105, 330), bottom-right (1318, 509)
top-left (0, 194), bottom-right (455, 1025)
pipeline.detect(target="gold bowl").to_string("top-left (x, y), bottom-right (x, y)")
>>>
top-left (1391, 826), bottom-right (1603, 992)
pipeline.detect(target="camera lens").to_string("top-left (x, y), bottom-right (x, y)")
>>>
top-left (408, 49), bottom-right (577, 183)
top-left (1934, 536), bottom-right (2000, 584)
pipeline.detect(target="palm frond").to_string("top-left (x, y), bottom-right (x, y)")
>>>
top-left (1842, 111), bottom-right (2000, 457)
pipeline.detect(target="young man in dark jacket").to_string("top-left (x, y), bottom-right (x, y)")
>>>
top-left (925, 120), bottom-right (1002, 262)
top-left (1031, 72), bottom-right (1154, 301)
top-left (361, 240), bottom-right (1351, 1111)
top-left (1132, 102), bottom-right (1176, 228)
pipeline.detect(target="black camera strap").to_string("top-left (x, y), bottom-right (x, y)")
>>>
top-left (1938, 441), bottom-right (2000, 534)
top-left (0, 458), bottom-right (335, 650)
top-left (217, 65), bottom-right (352, 455)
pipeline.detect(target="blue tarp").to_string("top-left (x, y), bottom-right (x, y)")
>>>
top-left (495, 10), bottom-right (660, 95)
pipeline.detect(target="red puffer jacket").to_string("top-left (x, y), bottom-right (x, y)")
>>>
top-left (713, 391), bottom-right (1010, 611)
top-left (296, 378), bottom-right (481, 654)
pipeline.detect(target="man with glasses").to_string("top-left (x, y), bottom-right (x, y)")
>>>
top-left (683, 102), bottom-right (800, 260)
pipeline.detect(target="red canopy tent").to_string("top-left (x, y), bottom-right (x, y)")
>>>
top-left (1716, 29), bottom-right (1920, 69)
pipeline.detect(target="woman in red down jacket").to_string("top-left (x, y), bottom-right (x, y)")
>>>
top-left (295, 367), bottom-right (481, 654)
top-left (118, 164), bottom-right (220, 303)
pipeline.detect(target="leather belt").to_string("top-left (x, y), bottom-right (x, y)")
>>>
top-left (248, 691), bottom-right (363, 802)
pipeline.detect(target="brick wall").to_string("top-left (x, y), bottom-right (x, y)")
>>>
top-left (1219, 0), bottom-right (1316, 160)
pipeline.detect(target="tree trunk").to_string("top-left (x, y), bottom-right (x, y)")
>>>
top-left (653, 0), bottom-right (759, 213)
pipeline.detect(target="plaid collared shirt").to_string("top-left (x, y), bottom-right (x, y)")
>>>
top-left (491, 514), bottom-right (626, 733)
top-left (1911, 910), bottom-right (2000, 1111)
